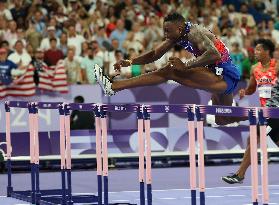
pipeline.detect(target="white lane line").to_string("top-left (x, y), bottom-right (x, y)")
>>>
top-left (206, 195), bottom-right (224, 198)
top-left (227, 194), bottom-right (245, 197)
top-left (105, 184), bottom-right (279, 193)
top-left (158, 198), bottom-right (176, 200)
top-left (112, 200), bottom-right (130, 202)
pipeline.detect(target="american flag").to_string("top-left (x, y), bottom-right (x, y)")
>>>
top-left (38, 60), bottom-right (68, 93)
top-left (0, 64), bottom-right (36, 99)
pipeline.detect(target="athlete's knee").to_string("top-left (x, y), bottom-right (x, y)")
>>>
top-left (156, 66), bottom-right (174, 79)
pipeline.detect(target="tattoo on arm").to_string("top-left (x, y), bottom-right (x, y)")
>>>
top-left (185, 27), bottom-right (221, 69)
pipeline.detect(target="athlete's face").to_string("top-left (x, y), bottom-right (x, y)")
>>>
top-left (255, 44), bottom-right (269, 61)
top-left (163, 21), bottom-right (183, 41)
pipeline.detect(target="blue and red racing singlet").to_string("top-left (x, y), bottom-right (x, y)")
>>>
top-left (177, 22), bottom-right (240, 94)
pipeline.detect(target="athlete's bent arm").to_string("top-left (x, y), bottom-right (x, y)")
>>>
top-left (114, 40), bottom-right (173, 70)
top-left (132, 40), bottom-right (173, 64)
top-left (239, 67), bottom-right (257, 99)
top-left (184, 28), bottom-right (221, 69)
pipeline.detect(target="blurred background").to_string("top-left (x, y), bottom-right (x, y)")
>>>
top-left (0, 0), bottom-right (279, 171)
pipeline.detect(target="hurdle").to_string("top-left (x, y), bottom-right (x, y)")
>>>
top-left (5, 101), bottom-right (101, 205)
top-left (100, 103), bottom-right (141, 205)
top-left (5, 101), bottom-right (275, 205)
top-left (259, 107), bottom-right (279, 205)
top-left (195, 104), bottom-right (272, 205)
top-left (142, 104), bottom-right (197, 205)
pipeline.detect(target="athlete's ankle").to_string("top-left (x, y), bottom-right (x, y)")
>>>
top-left (236, 172), bottom-right (245, 178)
top-left (111, 83), bottom-right (116, 91)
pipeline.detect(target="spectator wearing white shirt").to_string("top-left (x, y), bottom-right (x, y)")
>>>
top-left (3, 20), bottom-right (18, 44)
top-left (0, 0), bottom-right (13, 21)
top-left (8, 40), bottom-right (31, 67)
top-left (40, 26), bottom-right (60, 51)
top-left (67, 24), bottom-right (85, 56)
top-left (104, 38), bottom-right (119, 75)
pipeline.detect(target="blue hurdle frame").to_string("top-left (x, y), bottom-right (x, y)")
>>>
top-left (6, 101), bottom-right (100, 205)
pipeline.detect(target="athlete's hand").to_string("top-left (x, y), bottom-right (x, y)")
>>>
top-left (239, 89), bottom-right (246, 100)
top-left (168, 57), bottom-right (186, 70)
top-left (113, 59), bottom-right (132, 71)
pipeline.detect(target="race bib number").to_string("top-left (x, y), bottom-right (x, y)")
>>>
top-left (215, 67), bottom-right (223, 76)
top-left (258, 85), bottom-right (272, 98)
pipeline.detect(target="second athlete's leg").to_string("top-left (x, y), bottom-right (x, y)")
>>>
top-left (112, 66), bottom-right (227, 93)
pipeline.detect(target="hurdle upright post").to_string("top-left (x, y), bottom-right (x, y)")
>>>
top-left (28, 102), bottom-right (36, 204)
top-left (64, 104), bottom-right (74, 205)
top-left (187, 105), bottom-right (196, 205)
top-left (195, 106), bottom-right (205, 205)
top-left (33, 103), bottom-right (41, 204)
top-left (58, 104), bottom-right (67, 205)
top-left (100, 105), bottom-right (109, 205)
top-left (258, 109), bottom-right (269, 205)
top-left (137, 106), bottom-right (145, 205)
top-left (5, 102), bottom-right (13, 197)
top-left (143, 106), bottom-right (152, 205)
top-left (94, 105), bottom-right (103, 205)
top-left (248, 109), bottom-right (259, 205)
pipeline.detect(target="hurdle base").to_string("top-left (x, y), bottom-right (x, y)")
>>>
top-left (10, 189), bottom-right (100, 205)
top-left (36, 192), bottom-right (42, 204)
top-left (7, 186), bottom-right (13, 197)
top-left (191, 190), bottom-right (196, 205)
top-left (200, 192), bottom-right (205, 205)
top-left (147, 184), bottom-right (152, 205)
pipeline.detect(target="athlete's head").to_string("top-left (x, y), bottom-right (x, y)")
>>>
top-left (254, 39), bottom-right (275, 61)
top-left (163, 12), bottom-right (185, 41)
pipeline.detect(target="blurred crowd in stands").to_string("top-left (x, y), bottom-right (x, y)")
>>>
top-left (0, 0), bottom-right (279, 91)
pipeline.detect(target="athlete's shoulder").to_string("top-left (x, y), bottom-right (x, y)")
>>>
top-left (251, 63), bottom-right (260, 74)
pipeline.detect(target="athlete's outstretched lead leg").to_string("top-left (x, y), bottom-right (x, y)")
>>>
top-left (94, 64), bottom-right (245, 125)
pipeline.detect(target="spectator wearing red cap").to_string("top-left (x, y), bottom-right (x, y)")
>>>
top-left (0, 40), bottom-right (13, 56)
top-left (44, 38), bottom-right (64, 66)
